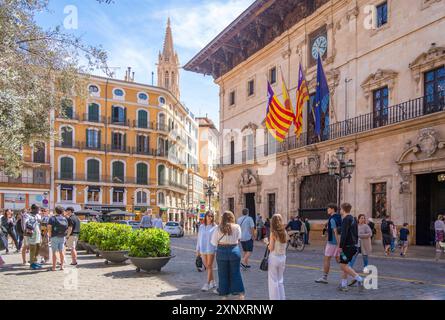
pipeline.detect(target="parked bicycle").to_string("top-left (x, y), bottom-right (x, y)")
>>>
top-left (287, 231), bottom-right (305, 252)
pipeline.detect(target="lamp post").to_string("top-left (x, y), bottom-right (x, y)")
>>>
top-left (328, 147), bottom-right (356, 210)
top-left (204, 176), bottom-right (216, 212)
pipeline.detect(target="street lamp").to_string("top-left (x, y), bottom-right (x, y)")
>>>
top-left (204, 176), bottom-right (216, 212)
top-left (328, 147), bottom-right (356, 210)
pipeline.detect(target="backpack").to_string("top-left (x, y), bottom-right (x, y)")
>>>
top-left (24, 216), bottom-right (37, 237)
top-left (52, 216), bottom-right (68, 237)
top-left (381, 219), bottom-right (390, 234)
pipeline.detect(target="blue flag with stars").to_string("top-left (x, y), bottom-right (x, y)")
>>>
top-left (314, 55), bottom-right (330, 137)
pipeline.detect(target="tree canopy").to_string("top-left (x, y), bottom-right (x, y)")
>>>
top-left (0, 0), bottom-right (110, 176)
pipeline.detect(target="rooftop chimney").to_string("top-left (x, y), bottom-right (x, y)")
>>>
top-left (125, 67), bottom-right (135, 82)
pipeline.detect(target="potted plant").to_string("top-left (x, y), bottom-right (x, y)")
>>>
top-left (127, 228), bottom-right (175, 272)
top-left (97, 224), bottom-right (132, 264)
top-left (81, 223), bottom-right (103, 256)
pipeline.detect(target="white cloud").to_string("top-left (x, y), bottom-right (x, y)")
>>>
top-left (154, 0), bottom-right (255, 51)
top-left (81, 5), bottom-right (154, 83)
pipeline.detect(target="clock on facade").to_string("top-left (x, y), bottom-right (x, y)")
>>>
top-left (308, 26), bottom-right (328, 67)
top-left (312, 35), bottom-right (328, 60)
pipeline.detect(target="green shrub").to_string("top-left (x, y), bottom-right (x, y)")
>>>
top-left (128, 228), bottom-right (171, 258)
top-left (96, 223), bottom-right (132, 251)
top-left (80, 222), bottom-right (104, 245)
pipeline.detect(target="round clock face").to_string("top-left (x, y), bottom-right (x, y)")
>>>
top-left (312, 35), bottom-right (328, 60)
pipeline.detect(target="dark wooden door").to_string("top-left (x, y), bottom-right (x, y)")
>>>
top-left (244, 193), bottom-right (256, 224)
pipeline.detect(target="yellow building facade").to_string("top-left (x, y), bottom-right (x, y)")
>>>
top-left (53, 75), bottom-right (193, 221)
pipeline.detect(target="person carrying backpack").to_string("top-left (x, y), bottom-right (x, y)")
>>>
top-left (315, 204), bottom-right (342, 284)
top-left (48, 206), bottom-right (69, 271)
top-left (381, 216), bottom-right (392, 256)
top-left (25, 204), bottom-right (42, 270)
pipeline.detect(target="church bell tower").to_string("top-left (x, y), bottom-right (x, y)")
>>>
top-left (157, 18), bottom-right (180, 100)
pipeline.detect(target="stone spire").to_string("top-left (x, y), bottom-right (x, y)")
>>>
top-left (158, 17), bottom-right (180, 100)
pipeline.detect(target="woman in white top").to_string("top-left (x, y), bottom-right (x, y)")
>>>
top-left (196, 212), bottom-right (217, 291)
top-left (266, 214), bottom-right (288, 300)
top-left (210, 211), bottom-right (245, 300)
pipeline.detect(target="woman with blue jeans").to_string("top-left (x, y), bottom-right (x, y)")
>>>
top-left (211, 211), bottom-right (245, 300)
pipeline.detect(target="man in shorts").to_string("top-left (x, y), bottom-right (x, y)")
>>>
top-left (315, 204), bottom-right (342, 284)
top-left (338, 203), bottom-right (364, 292)
top-left (237, 208), bottom-right (255, 270)
top-left (65, 207), bottom-right (80, 266)
top-left (48, 206), bottom-right (69, 271)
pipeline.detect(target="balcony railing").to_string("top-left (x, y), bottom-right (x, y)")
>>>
top-left (55, 174), bottom-right (187, 189)
top-left (82, 114), bottom-right (106, 124)
top-left (56, 113), bottom-right (80, 121)
top-left (0, 174), bottom-right (49, 185)
top-left (55, 141), bottom-right (81, 149)
top-left (108, 117), bottom-right (131, 127)
top-left (81, 142), bottom-right (106, 152)
top-left (220, 93), bottom-right (445, 167)
top-left (107, 144), bottom-right (131, 154)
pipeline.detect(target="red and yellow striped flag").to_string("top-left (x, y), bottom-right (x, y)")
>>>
top-left (266, 82), bottom-right (294, 142)
top-left (295, 64), bottom-right (309, 138)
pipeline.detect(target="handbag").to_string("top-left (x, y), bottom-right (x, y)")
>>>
top-left (260, 247), bottom-right (270, 272)
top-left (195, 255), bottom-right (204, 272)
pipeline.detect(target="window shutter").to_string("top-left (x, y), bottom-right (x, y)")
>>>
top-left (123, 133), bottom-right (127, 150)
top-left (98, 130), bottom-right (101, 148)
top-left (86, 129), bottom-right (89, 147)
top-left (124, 108), bottom-right (127, 124)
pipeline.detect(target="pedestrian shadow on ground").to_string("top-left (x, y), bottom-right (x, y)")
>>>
top-left (156, 287), bottom-right (219, 300)
top-left (75, 261), bottom-right (130, 270)
top-left (102, 268), bottom-right (175, 279)
top-left (1, 268), bottom-right (52, 276)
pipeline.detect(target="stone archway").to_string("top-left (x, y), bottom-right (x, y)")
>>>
top-left (237, 168), bottom-right (262, 219)
top-left (397, 128), bottom-right (445, 244)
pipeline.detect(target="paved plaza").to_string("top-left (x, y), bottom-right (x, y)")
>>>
top-left (1, 235), bottom-right (444, 300)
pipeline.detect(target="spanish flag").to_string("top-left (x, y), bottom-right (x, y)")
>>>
top-left (295, 64), bottom-right (309, 138)
top-left (266, 82), bottom-right (294, 142)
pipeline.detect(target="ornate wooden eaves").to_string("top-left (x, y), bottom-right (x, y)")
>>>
top-left (184, 0), bottom-right (329, 79)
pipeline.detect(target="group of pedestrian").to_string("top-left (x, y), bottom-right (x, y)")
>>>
top-left (139, 212), bottom-right (164, 229)
top-left (381, 216), bottom-right (411, 257)
top-left (0, 204), bottom-right (80, 271)
top-left (195, 208), bottom-right (291, 300)
top-left (315, 203), bottom-right (365, 292)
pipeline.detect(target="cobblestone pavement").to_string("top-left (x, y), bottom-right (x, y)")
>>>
top-left (1, 235), bottom-right (444, 300)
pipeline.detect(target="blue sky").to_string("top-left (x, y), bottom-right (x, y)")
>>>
top-left (35, 0), bottom-right (255, 127)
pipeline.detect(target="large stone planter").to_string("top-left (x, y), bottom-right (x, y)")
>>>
top-left (99, 250), bottom-right (129, 265)
top-left (85, 243), bottom-right (101, 257)
top-left (127, 255), bottom-right (175, 273)
top-left (77, 241), bottom-right (87, 251)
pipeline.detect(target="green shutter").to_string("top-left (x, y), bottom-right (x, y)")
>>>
top-left (61, 157), bottom-right (73, 179)
top-left (137, 163), bottom-right (148, 184)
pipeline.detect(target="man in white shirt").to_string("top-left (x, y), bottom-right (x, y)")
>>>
top-left (140, 211), bottom-right (153, 229)
top-left (153, 215), bottom-right (164, 229)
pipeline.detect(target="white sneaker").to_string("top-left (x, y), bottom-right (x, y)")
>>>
top-left (201, 283), bottom-right (210, 292)
top-left (208, 281), bottom-right (217, 290)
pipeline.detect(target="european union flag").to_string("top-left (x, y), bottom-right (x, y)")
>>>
top-left (314, 55), bottom-right (330, 137)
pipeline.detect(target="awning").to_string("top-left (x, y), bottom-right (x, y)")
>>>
top-left (88, 186), bottom-right (101, 192)
top-left (61, 185), bottom-right (73, 191)
top-left (113, 187), bottom-right (125, 192)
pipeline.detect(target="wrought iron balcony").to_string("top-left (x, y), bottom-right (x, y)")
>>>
top-left (107, 144), bottom-right (131, 154)
top-left (82, 113), bottom-right (106, 124)
top-left (56, 113), bottom-right (80, 121)
top-left (107, 117), bottom-right (131, 127)
top-left (55, 141), bottom-right (81, 149)
top-left (0, 173), bottom-right (49, 185)
top-left (219, 93), bottom-right (445, 167)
